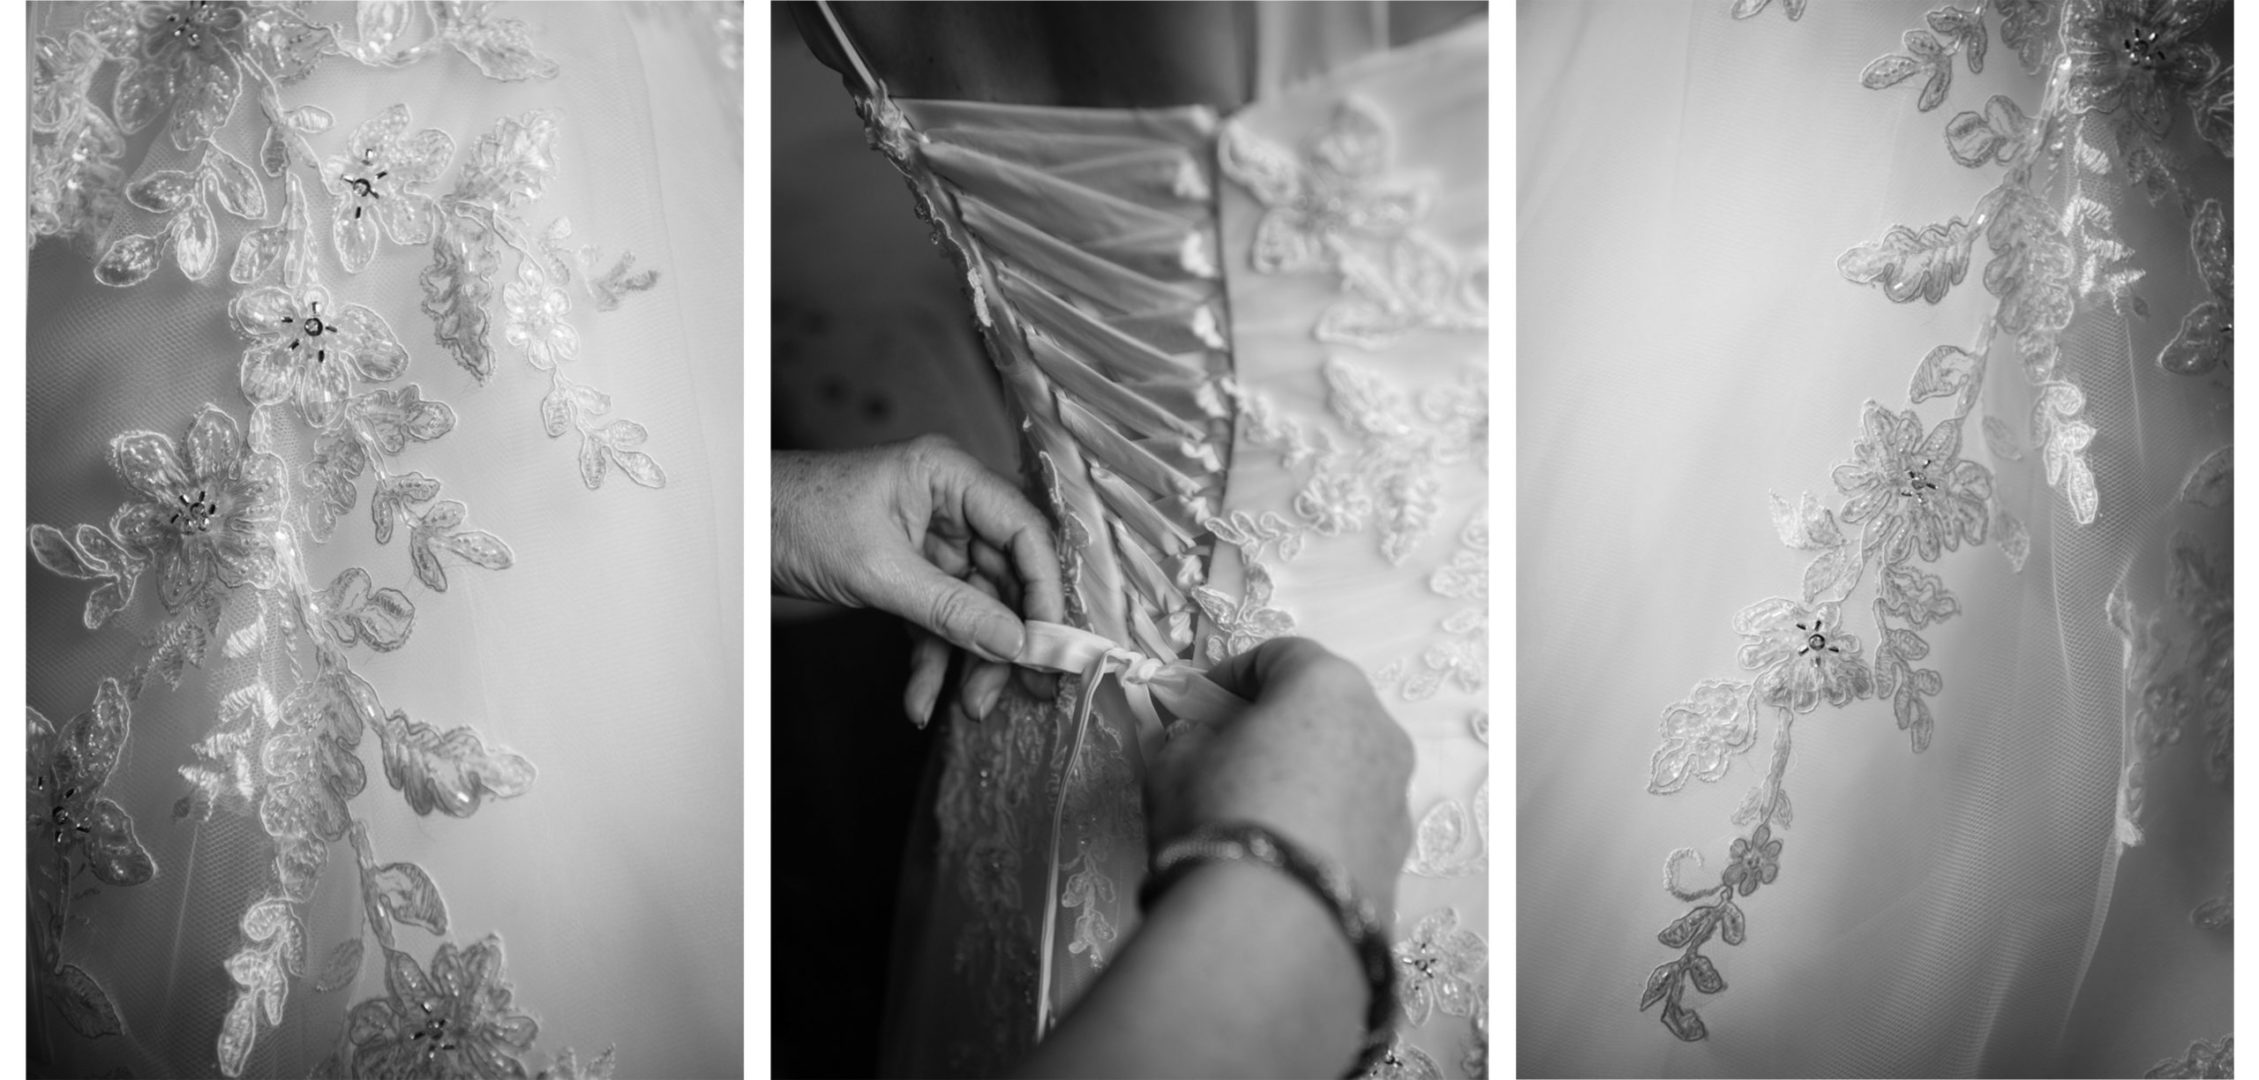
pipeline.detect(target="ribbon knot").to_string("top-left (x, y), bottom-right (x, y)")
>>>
top-left (1014, 621), bottom-right (1250, 1036)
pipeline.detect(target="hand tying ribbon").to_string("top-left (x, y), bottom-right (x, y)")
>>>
top-left (1012, 620), bottom-right (1250, 1036)
top-left (1013, 620), bottom-right (1249, 752)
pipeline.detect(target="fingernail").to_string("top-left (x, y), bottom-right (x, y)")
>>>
top-left (975, 617), bottom-right (1024, 664)
top-left (977, 684), bottom-right (1002, 717)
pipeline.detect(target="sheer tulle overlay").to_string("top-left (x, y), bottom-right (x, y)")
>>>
top-left (829, 9), bottom-right (1490, 1078)
top-left (27, 3), bottom-right (743, 1077)
top-left (1518, 3), bottom-right (2228, 1076)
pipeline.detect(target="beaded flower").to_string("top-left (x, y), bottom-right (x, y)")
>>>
top-left (106, 405), bottom-right (285, 610)
top-left (1734, 598), bottom-right (1876, 714)
top-left (1831, 401), bottom-right (1994, 565)
top-left (230, 282), bottom-right (410, 428)
top-left (347, 937), bottom-right (541, 1078)
top-left (321, 105), bottom-right (456, 272)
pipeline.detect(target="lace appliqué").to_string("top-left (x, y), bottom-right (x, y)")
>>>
top-left (27, 5), bottom-right (632, 1073)
top-left (1406, 712), bottom-right (1488, 878)
top-left (2146, 1034), bottom-right (2233, 1079)
top-left (1374, 507), bottom-right (1488, 702)
top-left (1394, 907), bottom-right (1487, 1029)
top-left (1642, 394), bottom-right (1996, 1040)
top-left (1218, 98), bottom-right (1486, 349)
top-left (27, 680), bottom-right (151, 1043)
top-left (420, 112), bottom-right (669, 489)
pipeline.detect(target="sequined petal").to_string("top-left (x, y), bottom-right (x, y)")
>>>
top-left (335, 304), bottom-right (409, 381)
top-left (299, 348), bottom-right (352, 429)
top-left (110, 430), bottom-right (190, 502)
top-left (393, 126), bottom-right (456, 184)
top-left (111, 57), bottom-right (176, 135)
top-left (376, 188), bottom-right (438, 247)
top-left (81, 797), bottom-right (155, 886)
top-left (239, 339), bottom-right (298, 408)
top-left (334, 205), bottom-right (380, 273)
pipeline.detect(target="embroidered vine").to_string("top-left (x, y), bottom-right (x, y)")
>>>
top-left (1216, 97), bottom-right (1486, 349)
top-left (1646, 0), bottom-right (2233, 1043)
top-left (24, 3), bottom-right (656, 1074)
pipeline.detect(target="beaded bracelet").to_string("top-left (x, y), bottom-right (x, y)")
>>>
top-left (1137, 821), bottom-right (1397, 1079)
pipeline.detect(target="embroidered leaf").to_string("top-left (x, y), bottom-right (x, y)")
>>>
top-left (370, 473), bottom-right (442, 545)
top-left (1839, 219), bottom-right (1972, 304)
top-left (319, 567), bottom-right (416, 652)
top-left (1717, 900), bottom-right (1747, 946)
top-left (1800, 543), bottom-right (1863, 605)
top-left (369, 861), bottom-right (449, 934)
top-left (1926, 6), bottom-right (1986, 74)
top-left (607, 449), bottom-right (667, 489)
top-left (1995, 507), bottom-right (2030, 573)
top-left (171, 190), bottom-right (218, 280)
top-left (218, 990), bottom-right (258, 1076)
top-left (1657, 908), bottom-right (1713, 950)
top-left (1907, 345), bottom-right (1980, 404)
top-left (1894, 682), bottom-right (1935, 751)
top-left (539, 382), bottom-right (574, 437)
top-left (95, 232), bottom-right (165, 287)
top-left (375, 709), bottom-right (536, 817)
top-left (206, 146), bottom-right (266, 219)
top-left (2180, 445), bottom-right (2231, 508)
top-left (577, 433), bottom-right (607, 489)
top-left (126, 169), bottom-right (200, 213)
top-left (434, 1), bottom-right (563, 81)
top-left (1767, 491), bottom-right (1843, 550)
top-left (29, 524), bottom-right (103, 579)
top-left (49, 964), bottom-right (123, 1038)
top-left (311, 938), bottom-right (364, 993)
top-left (1685, 953), bottom-right (1726, 994)
top-left (455, 111), bottom-right (561, 208)
top-left (1650, 680), bottom-right (1756, 794)
top-left (1861, 54), bottom-right (1925, 91)
top-left (1981, 415), bottom-right (2023, 461)
top-left (1640, 961), bottom-right (1679, 1011)
top-left (1660, 1001), bottom-right (1708, 1042)
top-left (421, 221), bottom-right (499, 381)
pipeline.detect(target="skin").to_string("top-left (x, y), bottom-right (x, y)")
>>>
top-left (771, 447), bottom-right (1418, 1076)
top-left (772, 437), bottom-right (1063, 726)
top-left (1014, 637), bottom-right (1417, 1079)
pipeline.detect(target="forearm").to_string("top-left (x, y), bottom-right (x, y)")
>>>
top-left (1012, 861), bottom-right (1368, 1079)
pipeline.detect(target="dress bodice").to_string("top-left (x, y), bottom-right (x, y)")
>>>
top-left (832, 11), bottom-right (1490, 1076)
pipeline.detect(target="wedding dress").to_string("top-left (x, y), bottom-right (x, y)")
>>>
top-left (805, 5), bottom-right (1490, 1077)
top-left (1519, 2), bottom-right (2229, 1076)
top-left (26, 3), bottom-right (743, 1077)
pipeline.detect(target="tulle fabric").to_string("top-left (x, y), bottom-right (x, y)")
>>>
top-left (1517, 3), bottom-right (2229, 1076)
top-left (866, 10), bottom-right (1490, 1078)
top-left (26, 4), bottom-right (743, 1077)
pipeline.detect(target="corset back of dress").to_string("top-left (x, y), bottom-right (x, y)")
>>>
top-left (835, 12), bottom-right (1490, 1077)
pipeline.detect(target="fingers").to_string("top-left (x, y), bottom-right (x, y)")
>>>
top-left (882, 558), bottom-right (1026, 663)
top-left (956, 575), bottom-right (1012, 719)
top-left (1198, 637), bottom-right (1343, 704)
top-left (904, 627), bottom-right (952, 728)
top-left (938, 445), bottom-right (1064, 626)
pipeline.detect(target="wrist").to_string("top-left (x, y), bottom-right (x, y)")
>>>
top-left (1140, 822), bottom-right (1397, 1077)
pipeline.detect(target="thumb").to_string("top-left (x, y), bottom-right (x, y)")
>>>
top-left (890, 562), bottom-right (1027, 664)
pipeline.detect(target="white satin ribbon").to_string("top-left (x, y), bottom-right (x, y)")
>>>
top-left (1013, 620), bottom-right (1249, 1038)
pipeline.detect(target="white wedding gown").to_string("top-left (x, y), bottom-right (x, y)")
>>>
top-left (27, 3), bottom-right (743, 1077)
top-left (1519, 2), bottom-right (2230, 1076)
top-left (804, 6), bottom-right (1491, 1077)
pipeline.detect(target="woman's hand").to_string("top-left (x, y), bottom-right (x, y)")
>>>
top-left (772, 437), bottom-right (1063, 726)
top-left (1145, 636), bottom-right (1416, 915)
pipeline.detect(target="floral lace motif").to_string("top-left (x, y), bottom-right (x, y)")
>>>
top-left (1218, 99), bottom-right (1486, 349)
top-left (1651, 0), bottom-right (2232, 1044)
top-left (2146, 1034), bottom-right (2233, 1079)
top-left (26, 3), bottom-right (642, 1074)
top-left (1406, 711), bottom-right (1488, 878)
